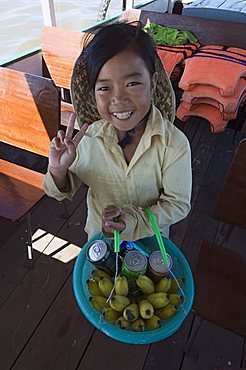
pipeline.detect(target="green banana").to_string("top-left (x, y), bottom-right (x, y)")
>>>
top-left (139, 299), bottom-right (154, 319)
top-left (136, 275), bottom-right (155, 295)
top-left (167, 277), bottom-right (184, 294)
top-left (147, 292), bottom-right (169, 308)
top-left (116, 316), bottom-right (131, 330)
top-left (145, 314), bottom-right (161, 330)
top-left (168, 294), bottom-right (183, 305)
top-left (86, 279), bottom-right (102, 296)
top-left (155, 276), bottom-right (171, 293)
top-left (91, 269), bottom-right (112, 282)
top-left (109, 295), bottom-right (131, 312)
top-left (98, 277), bottom-right (114, 298)
top-left (89, 295), bottom-right (107, 312)
top-left (158, 304), bottom-right (177, 319)
top-left (123, 303), bottom-right (139, 322)
top-left (115, 275), bottom-right (129, 296)
top-left (102, 307), bottom-right (121, 323)
top-left (132, 318), bottom-right (145, 332)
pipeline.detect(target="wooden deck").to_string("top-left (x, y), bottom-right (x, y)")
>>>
top-left (1, 117), bottom-right (246, 370)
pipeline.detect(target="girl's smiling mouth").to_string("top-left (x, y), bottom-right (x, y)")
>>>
top-left (112, 111), bottom-right (133, 120)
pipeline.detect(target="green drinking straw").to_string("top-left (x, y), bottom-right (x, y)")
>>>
top-left (112, 217), bottom-right (120, 253)
top-left (114, 229), bottom-right (120, 253)
top-left (145, 208), bottom-right (168, 265)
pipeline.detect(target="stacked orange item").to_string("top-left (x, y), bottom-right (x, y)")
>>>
top-left (176, 45), bottom-right (246, 132)
top-left (155, 43), bottom-right (200, 80)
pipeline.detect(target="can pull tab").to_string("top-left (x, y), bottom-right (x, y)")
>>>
top-left (113, 217), bottom-right (120, 253)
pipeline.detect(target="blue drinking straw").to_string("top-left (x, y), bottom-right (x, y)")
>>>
top-left (145, 208), bottom-right (169, 265)
top-left (127, 241), bottom-right (150, 257)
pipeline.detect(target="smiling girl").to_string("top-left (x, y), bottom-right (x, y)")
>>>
top-left (43, 22), bottom-right (192, 241)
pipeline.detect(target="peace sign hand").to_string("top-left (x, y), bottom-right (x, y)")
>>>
top-left (49, 112), bottom-right (88, 175)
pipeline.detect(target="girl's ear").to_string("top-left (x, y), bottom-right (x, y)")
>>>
top-left (151, 72), bottom-right (158, 95)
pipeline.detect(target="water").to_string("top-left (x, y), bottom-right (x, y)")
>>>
top-left (0, 0), bottom-right (147, 65)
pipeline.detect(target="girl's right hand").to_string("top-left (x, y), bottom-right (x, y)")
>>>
top-left (102, 205), bottom-right (125, 238)
top-left (48, 113), bottom-right (88, 174)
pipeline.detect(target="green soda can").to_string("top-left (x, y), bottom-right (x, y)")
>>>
top-left (122, 250), bottom-right (148, 295)
top-left (86, 240), bottom-right (116, 275)
top-left (122, 250), bottom-right (148, 278)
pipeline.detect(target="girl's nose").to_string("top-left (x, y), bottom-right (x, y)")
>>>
top-left (111, 88), bottom-right (128, 103)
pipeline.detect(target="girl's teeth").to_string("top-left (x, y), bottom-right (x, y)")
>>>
top-left (113, 111), bottom-right (132, 119)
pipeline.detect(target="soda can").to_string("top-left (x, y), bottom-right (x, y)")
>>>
top-left (121, 250), bottom-right (148, 296)
top-left (122, 250), bottom-right (148, 279)
top-left (86, 240), bottom-right (116, 275)
top-left (148, 251), bottom-right (173, 283)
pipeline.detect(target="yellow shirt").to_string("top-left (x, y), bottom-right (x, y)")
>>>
top-left (43, 105), bottom-right (192, 240)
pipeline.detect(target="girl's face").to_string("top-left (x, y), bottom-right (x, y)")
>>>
top-left (94, 49), bottom-right (157, 132)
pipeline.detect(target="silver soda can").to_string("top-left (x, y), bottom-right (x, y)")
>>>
top-left (148, 251), bottom-right (173, 283)
top-left (86, 240), bottom-right (115, 275)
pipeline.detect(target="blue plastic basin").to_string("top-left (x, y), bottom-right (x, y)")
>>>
top-left (73, 233), bottom-right (194, 344)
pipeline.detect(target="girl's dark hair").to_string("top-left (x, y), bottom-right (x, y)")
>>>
top-left (82, 22), bottom-right (156, 89)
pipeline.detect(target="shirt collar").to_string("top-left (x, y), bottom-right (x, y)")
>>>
top-left (86, 104), bottom-right (169, 145)
top-left (144, 105), bottom-right (168, 140)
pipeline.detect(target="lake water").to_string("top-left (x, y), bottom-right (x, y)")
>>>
top-left (0, 0), bottom-right (147, 64)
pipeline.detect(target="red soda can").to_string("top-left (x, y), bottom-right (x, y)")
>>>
top-left (148, 251), bottom-right (173, 283)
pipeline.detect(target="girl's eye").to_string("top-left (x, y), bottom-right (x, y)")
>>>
top-left (97, 86), bottom-right (110, 92)
top-left (127, 81), bottom-right (140, 87)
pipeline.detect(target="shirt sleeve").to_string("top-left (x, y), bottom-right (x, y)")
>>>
top-left (42, 167), bottom-right (82, 201)
top-left (120, 132), bottom-right (192, 241)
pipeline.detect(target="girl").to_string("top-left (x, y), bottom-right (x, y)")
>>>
top-left (43, 22), bottom-right (192, 241)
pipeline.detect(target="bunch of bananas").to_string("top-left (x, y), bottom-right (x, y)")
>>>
top-left (87, 268), bottom-right (184, 332)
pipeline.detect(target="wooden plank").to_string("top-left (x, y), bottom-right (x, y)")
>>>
top-left (0, 217), bottom-right (22, 247)
top-left (77, 330), bottom-right (149, 370)
top-left (4, 52), bottom-right (43, 76)
top-left (60, 101), bottom-right (80, 130)
top-left (212, 139), bottom-right (246, 228)
top-left (0, 160), bottom-right (44, 188)
top-left (174, 117), bottom-right (203, 145)
top-left (179, 130), bottom-right (246, 369)
top-left (171, 119), bottom-right (217, 247)
top-left (242, 346), bottom-right (246, 369)
top-left (122, 9), bottom-right (246, 49)
top-left (169, 120), bottom-right (214, 366)
top-left (11, 275), bottom-right (95, 370)
top-left (181, 320), bottom-right (243, 370)
top-left (0, 194), bottom-right (88, 369)
top-left (0, 141), bottom-right (48, 174)
top-left (0, 67), bottom-right (60, 157)
top-left (215, 226), bottom-right (246, 257)
top-left (144, 125), bottom-right (244, 370)
top-left (142, 314), bottom-right (193, 370)
top-left (41, 26), bottom-right (85, 90)
top-left (192, 241), bottom-right (246, 337)
top-left (0, 160), bottom-right (45, 220)
top-left (181, 129), bottom-right (246, 269)
top-left (0, 185), bottom-right (87, 307)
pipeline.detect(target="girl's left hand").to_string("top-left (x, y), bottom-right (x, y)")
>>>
top-left (102, 205), bottom-right (125, 237)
